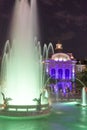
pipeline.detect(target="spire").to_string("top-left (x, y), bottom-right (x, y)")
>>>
top-left (55, 41), bottom-right (63, 52)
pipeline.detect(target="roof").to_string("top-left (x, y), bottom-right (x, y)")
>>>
top-left (51, 53), bottom-right (71, 61)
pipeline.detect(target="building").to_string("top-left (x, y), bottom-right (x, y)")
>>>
top-left (76, 60), bottom-right (86, 72)
top-left (45, 43), bottom-right (77, 95)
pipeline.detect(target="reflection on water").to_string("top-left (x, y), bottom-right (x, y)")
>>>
top-left (0, 118), bottom-right (50, 130)
top-left (0, 102), bottom-right (87, 130)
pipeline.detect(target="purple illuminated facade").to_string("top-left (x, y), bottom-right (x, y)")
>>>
top-left (45, 43), bottom-right (77, 94)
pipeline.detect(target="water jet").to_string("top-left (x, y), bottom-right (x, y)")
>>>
top-left (0, 0), bottom-right (50, 118)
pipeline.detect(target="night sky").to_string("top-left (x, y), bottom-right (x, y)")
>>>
top-left (0, 0), bottom-right (87, 59)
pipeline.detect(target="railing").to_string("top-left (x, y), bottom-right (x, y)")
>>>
top-left (3, 104), bottom-right (49, 112)
top-left (0, 104), bottom-right (50, 117)
top-left (49, 91), bottom-right (81, 103)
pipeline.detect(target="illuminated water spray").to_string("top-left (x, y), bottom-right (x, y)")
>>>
top-left (76, 78), bottom-right (87, 106)
top-left (0, 0), bottom-right (48, 108)
top-left (82, 87), bottom-right (87, 106)
top-left (48, 43), bottom-right (54, 58)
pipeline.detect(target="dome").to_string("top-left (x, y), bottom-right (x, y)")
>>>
top-left (51, 53), bottom-right (71, 61)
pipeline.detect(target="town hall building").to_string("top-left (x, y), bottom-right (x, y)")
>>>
top-left (45, 43), bottom-right (77, 95)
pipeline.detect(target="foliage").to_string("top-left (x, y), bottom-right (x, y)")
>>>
top-left (76, 68), bottom-right (87, 88)
top-left (44, 73), bottom-right (59, 85)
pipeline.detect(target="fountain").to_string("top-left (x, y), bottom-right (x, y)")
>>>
top-left (43, 44), bottom-right (48, 60)
top-left (0, 1), bottom-right (87, 129)
top-left (0, 0), bottom-right (49, 118)
top-left (47, 43), bottom-right (54, 58)
top-left (76, 78), bottom-right (87, 107)
top-left (82, 87), bottom-right (87, 106)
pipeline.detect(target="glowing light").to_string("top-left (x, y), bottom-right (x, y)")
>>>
top-left (82, 87), bottom-right (87, 106)
top-left (55, 43), bottom-right (63, 50)
top-left (0, 0), bottom-right (48, 107)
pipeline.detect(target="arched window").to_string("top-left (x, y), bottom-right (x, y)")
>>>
top-left (51, 68), bottom-right (55, 78)
top-left (58, 69), bottom-right (63, 79)
top-left (58, 83), bottom-right (62, 91)
top-left (65, 69), bottom-right (69, 79)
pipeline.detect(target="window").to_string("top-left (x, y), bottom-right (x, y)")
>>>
top-left (51, 68), bottom-right (55, 78)
top-left (58, 69), bottom-right (63, 79)
top-left (65, 69), bottom-right (69, 79)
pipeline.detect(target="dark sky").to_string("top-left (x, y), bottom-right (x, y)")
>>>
top-left (0, 0), bottom-right (87, 59)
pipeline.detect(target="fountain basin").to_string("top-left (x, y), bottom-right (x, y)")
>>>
top-left (76, 103), bottom-right (87, 107)
top-left (0, 104), bottom-right (50, 119)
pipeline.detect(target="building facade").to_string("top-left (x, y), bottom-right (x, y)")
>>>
top-left (45, 43), bottom-right (77, 95)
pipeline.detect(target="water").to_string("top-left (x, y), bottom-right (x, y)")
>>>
top-left (47, 43), bottom-right (54, 58)
top-left (43, 43), bottom-right (54, 60)
top-left (0, 0), bottom-right (48, 106)
top-left (0, 102), bottom-right (87, 130)
top-left (82, 87), bottom-right (87, 106)
top-left (76, 78), bottom-right (87, 106)
top-left (0, 0), bottom-right (87, 129)
top-left (43, 44), bottom-right (48, 60)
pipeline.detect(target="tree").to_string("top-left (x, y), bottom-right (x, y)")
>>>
top-left (76, 68), bottom-right (87, 89)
